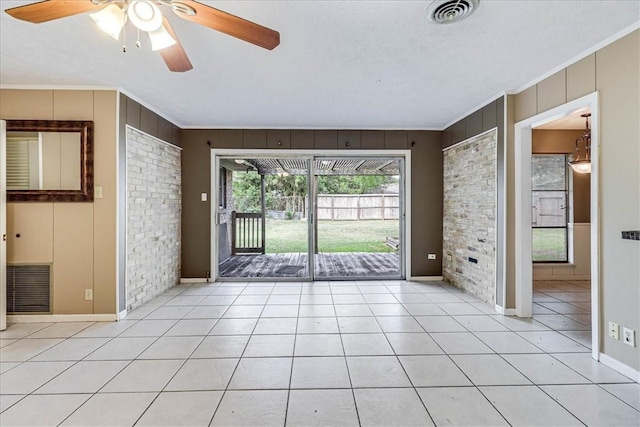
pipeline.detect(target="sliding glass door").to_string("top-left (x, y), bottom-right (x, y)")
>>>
top-left (214, 154), bottom-right (404, 281)
top-left (216, 157), bottom-right (311, 280)
top-left (313, 157), bottom-right (403, 279)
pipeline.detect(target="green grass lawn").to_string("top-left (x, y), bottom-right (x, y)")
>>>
top-left (532, 228), bottom-right (567, 261)
top-left (263, 219), bottom-right (399, 253)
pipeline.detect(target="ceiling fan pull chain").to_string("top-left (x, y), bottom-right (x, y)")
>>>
top-left (122, 22), bottom-right (127, 53)
top-left (136, 28), bottom-right (141, 48)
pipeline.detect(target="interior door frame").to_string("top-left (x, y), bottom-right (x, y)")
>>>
top-left (211, 149), bottom-right (411, 282)
top-left (514, 91), bottom-right (600, 359)
top-left (1, 120), bottom-right (7, 330)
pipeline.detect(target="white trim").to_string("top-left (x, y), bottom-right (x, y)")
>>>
top-left (212, 149), bottom-right (410, 157)
top-left (180, 278), bottom-right (209, 284)
top-left (211, 151), bottom-right (218, 282)
top-left (498, 96), bottom-right (508, 310)
top-left (410, 276), bottom-right (444, 281)
top-left (514, 121), bottom-right (533, 316)
top-left (125, 125), bottom-right (182, 150)
top-left (442, 127), bottom-right (498, 152)
top-left (514, 92), bottom-right (600, 361)
top-left (308, 157), bottom-right (316, 280)
top-left (7, 314), bottom-right (118, 323)
top-left (211, 149), bottom-right (411, 282)
top-left (117, 309), bottom-right (128, 320)
top-left (599, 353), bottom-right (640, 383)
top-left (494, 305), bottom-right (517, 316)
top-left (443, 92), bottom-right (506, 130)
top-left (404, 151), bottom-right (411, 280)
top-left (115, 92), bottom-right (122, 317)
top-left (511, 22), bottom-right (640, 94)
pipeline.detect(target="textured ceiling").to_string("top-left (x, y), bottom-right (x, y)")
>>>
top-left (1, 1), bottom-right (638, 129)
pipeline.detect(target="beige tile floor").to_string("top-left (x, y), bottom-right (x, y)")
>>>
top-left (0, 279), bottom-right (638, 426)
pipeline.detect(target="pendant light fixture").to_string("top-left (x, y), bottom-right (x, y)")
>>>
top-left (569, 113), bottom-right (592, 174)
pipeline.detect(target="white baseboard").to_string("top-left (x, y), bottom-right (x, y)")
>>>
top-left (180, 278), bottom-right (209, 284)
top-left (117, 309), bottom-right (128, 320)
top-left (599, 353), bottom-right (640, 383)
top-left (494, 305), bottom-right (518, 316)
top-left (7, 313), bottom-right (117, 323)
top-left (410, 276), bottom-right (444, 282)
top-left (533, 275), bottom-right (591, 281)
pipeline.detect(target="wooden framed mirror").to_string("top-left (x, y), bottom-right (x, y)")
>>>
top-left (5, 120), bottom-right (93, 202)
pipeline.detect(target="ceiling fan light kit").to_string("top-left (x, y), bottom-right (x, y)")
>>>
top-left (127, 1), bottom-right (163, 32)
top-left (5, 0), bottom-right (281, 72)
top-left (89, 3), bottom-right (126, 40)
top-left (148, 24), bottom-right (177, 50)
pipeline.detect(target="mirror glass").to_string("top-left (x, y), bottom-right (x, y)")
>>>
top-left (7, 131), bottom-right (81, 190)
top-left (6, 120), bottom-right (93, 202)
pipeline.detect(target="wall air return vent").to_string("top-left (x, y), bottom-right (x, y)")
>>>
top-left (6, 265), bottom-right (51, 313)
top-left (426, 0), bottom-right (479, 24)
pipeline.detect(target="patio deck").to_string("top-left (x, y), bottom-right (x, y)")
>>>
top-left (219, 252), bottom-right (400, 279)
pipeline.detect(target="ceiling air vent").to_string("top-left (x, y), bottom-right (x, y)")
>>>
top-left (426, 0), bottom-right (479, 24)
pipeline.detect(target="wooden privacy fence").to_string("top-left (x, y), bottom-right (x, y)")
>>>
top-left (231, 211), bottom-right (265, 254)
top-left (317, 194), bottom-right (399, 221)
top-left (532, 191), bottom-right (566, 227)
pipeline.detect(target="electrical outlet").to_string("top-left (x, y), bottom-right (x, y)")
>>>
top-left (608, 322), bottom-right (619, 340)
top-left (428, 253), bottom-right (437, 260)
top-left (623, 327), bottom-right (636, 347)
top-left (85, 289), bottom-right (93, 301)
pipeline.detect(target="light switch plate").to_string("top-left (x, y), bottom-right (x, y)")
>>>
top-left (85, 289), bottom-right (93, 301)
top-left (428, 254), bottom-right (437, 260)
top-left (201, 193), bottom-right (207, 202)
top-left (95, 187), bottom-right (103, 199)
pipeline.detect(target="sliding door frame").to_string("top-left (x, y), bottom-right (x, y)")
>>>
top-left (211, 149), bottom-right (411, 282)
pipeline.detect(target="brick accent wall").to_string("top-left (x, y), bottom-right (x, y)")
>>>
top-left (126, 128), bottom-right (181, 310)
top-left (443, 130), bottom-right (497, 304)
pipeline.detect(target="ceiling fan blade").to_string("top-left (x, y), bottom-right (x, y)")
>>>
top-left (159, 17), bottom-right (193, 72)
top-left (4, 0), bottom-right (103, 23)
top-left (175, 0), bottom-right (280, 50)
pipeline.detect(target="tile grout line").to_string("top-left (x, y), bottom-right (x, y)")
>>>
top-left (331, 280), bottom-right (363, 427)
top-left (207, 280), bottom-right (277, 426)
top-left (373, 280), bottom-right (438, 426)
top-left (49, 283), bottom-right (201, 426)
top-left (283, 281), bottom-right (303, 427)
top-left (130, 281), bottom-right (236, 426)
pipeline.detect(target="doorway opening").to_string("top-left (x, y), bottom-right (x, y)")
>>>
top-left (514, 92), bottom-right (599, 359)
top-left (213, 153), bottom-right (406, 281)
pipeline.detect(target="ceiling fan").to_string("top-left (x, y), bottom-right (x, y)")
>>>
top-left (4, 0), bottom-right (280, 72)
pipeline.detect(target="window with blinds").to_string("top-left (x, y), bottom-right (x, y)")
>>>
top-left (6, 136), bottom-right (32, 189)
